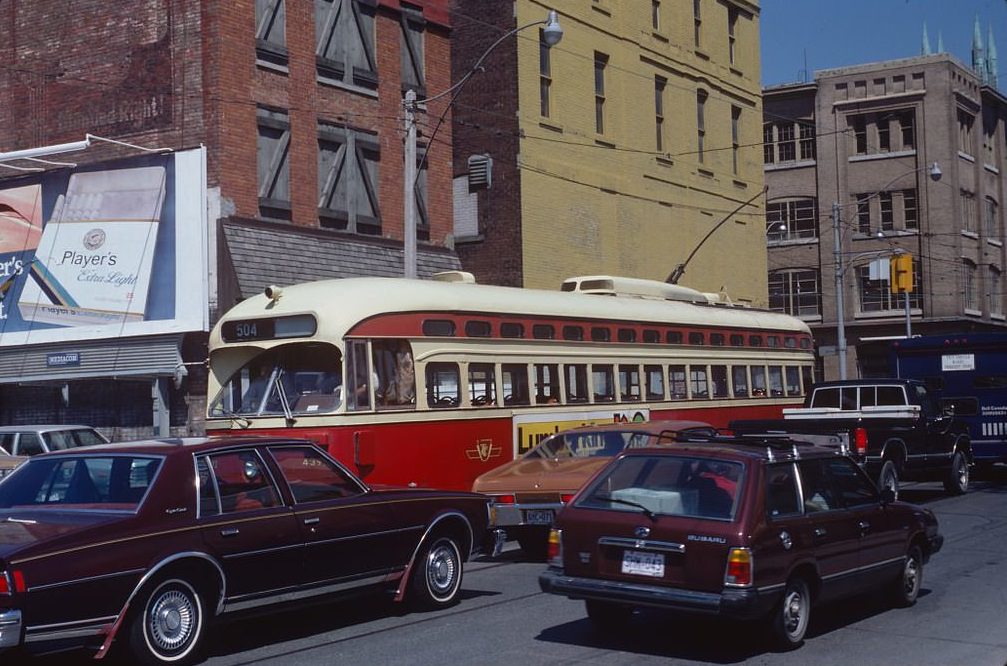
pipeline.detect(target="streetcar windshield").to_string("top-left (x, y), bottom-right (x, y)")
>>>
top-left (209, 343), bottom-right (344, 417)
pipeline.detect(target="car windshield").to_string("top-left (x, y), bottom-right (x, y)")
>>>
top-left (209, 342), bottom-right (344, 417)
top-left (527, 428), bottom-right (702, 459)
top-left (0, 455), bottom-right (162, 512)
top-left (578, 454), bottom-right (743, 520)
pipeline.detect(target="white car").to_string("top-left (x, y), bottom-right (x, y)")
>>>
top-left (0, 425), bottom-right (109, 457)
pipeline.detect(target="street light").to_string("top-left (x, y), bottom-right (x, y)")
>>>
top-left (402, 10), bottom-right (563, 279)
top-left (832, 161), bottom-right (941, 379)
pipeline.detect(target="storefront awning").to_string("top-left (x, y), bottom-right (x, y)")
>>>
top-left (0, 334), bottom-right (183, 384)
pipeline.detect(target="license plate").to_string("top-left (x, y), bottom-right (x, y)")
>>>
top-left (524, 509), bottom-right (555, 525)
top-left (621, 550), bottom-right (665, 577)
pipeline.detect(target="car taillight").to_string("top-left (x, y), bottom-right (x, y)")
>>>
top-left (0, 572), bottom-right (9, 595)
top-left (725, 548), bottom-right (752, 586)
top-left (494, 494), bottom-right (516, 505)
top-left (547, 528), bottom-right (563, 566)
top-left (854, 427), bottom-right (868, 455)
top-left (560, 493), bottom-right (575, 504)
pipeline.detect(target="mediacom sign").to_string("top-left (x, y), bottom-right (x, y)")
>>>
top-left (0, 147), bottom-right (208, 346)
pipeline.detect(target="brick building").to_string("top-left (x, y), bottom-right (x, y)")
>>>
top-left (451, 0), bottom-right (768, 303)
top-left (0, 0), bottom-right (459, 436)
top-left (764, 52), bottom-right (1007, 380)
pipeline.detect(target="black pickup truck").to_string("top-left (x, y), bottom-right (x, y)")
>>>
top-left (731, 379), bottom-right (972, 497)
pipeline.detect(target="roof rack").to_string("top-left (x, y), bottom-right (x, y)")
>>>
top-left (674, 431), bottom-right (830, 461)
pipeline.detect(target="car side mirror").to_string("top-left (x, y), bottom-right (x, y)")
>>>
top-left (879, 488), bottom-right (896, 505)
top-left (941, 404), bottom-right (955, 417)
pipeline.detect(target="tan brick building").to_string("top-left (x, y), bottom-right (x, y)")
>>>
top-left (452, 0), bottom-right (768, 302)
top-left (764, 53), bottom-right (1007, 380)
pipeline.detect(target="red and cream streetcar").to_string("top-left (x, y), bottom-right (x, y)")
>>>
top-left (206, 273), bottom-right (814, 491)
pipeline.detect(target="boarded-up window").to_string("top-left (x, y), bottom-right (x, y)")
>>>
top-left (400, 4), bottom-right (425, 94)
top-left (315, 0), bottom-right (378, 88)
top-left (257, 107), bottom-right (291, 220)
top-left (256, 0), bottom-right (287, 67)
top-left (318, 123), bottom-right (381, 234)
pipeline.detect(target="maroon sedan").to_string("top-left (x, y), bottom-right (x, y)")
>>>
top-left (0, 437), bottom-right (490, 663)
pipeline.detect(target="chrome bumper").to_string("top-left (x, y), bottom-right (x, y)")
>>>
top-left (0, 609), bottom-right (22, 648)
top-left (492, 502), bottom-right (563, 527)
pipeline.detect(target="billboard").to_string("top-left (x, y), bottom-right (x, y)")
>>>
top-left (0, 147), bottom-right (208, 347)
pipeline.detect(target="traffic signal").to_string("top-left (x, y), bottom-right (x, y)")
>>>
top-left (890, 254), bottom-right (913, 293)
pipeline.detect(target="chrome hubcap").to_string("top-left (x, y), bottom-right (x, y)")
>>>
top-left (148, 588), bottom-right (196, 653)
top-left (783, 589), bottom-right (805, 637)
top-left (904, 558), bottom-right (919, 597)
top-left (426, 542), bottom-right (458, 598)
top-left (957, 459), bottom-right (968, 488)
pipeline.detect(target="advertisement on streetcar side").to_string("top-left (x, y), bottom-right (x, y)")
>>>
top-left (513, 409), bottom-right (650, 457)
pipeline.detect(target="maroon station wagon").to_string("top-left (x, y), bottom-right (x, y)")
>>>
top-left (0, 437), bottom-right (490, 664)
top-left (539, 438), bottom-right (943, 648)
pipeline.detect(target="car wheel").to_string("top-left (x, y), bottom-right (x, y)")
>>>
top-left (517, 532), bottom-right (549, 561)
top-left (892, 545), bottom-right (923, 608)
top-left (128, 578), bottom-right (205, 665)
top-left (879, 461), bottom-right (899, 500)
top-left (943, 451), bottom-right (969, 495)
top-left (585, 599), bottom-right (633, 630)
top-left (410, 535), bottom-right (463, 609)
top-left (771, 577), bottom-right (810, 649)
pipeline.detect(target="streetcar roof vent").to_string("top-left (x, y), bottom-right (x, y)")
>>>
top-left (432, 270), bottom-right (477, 284)
top-left (561, 275), bottom-right (709, 303)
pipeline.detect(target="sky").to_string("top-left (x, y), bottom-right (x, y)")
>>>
top-left (760, 0), bottom-right (1007, 86)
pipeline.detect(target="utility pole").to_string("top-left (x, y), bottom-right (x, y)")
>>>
top-left (833, 201), bottom-right (847, 379)
top-left (403, 89), bottom-right (418, 280)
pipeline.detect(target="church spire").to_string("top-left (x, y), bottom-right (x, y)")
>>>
top-left (922, 22), bottom-right (931, 55)
top-left (937, 31), bottom-right (945, 53)
top-left (973, 14), bottom-right (987, 83)
top-left (988, 24), bottom-right (999, 89)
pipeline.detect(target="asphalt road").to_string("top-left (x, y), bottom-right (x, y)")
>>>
top-left (33, 471), bottom-right (1007, 666)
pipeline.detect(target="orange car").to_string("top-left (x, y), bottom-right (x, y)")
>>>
top-left (473, 420), bottom-right (715, 558)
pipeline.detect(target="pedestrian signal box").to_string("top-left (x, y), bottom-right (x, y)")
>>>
top-left (890, 254), bottom-right (913, 293)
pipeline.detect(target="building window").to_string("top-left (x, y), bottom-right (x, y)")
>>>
top-left (983, 116), bottom-right (997, 166)
top-left (880, 191), bottom-right (894, 231)
top-left (766, 198), bottom-right (817, 240)
top-left (256, 0), bottom-right (287, 67)
top-left (963, 260), bottom-right (978, 311)
top-left (318, 123), bottom-right (382, 234)
top-left (652, 0), bottom-right (660, 31)
top-left (400, 4), bottom-right (425, 95)
top-left (854, 194), bottom-right (871, 234)
top-left (990, 266), bottom-right (1004, 317)
top-left (540, 29), bottom-right (553, 118)
top-left (961, 190), bottom-right (977, 234)
top-left (852, 116), bottom-right (867, 154)
top-left (903, 189), bottom-right (918, 230)
top-left (763, 123), bottom-right (774, 164)
top-left (315, 0), bottom-right (378, 88)
top-left (799, 123), bottom-right (816, 160)
top-left (878, 116), bottom-right (891, 152)
top-left (959, 109), bottom-right (975, 156)
top-left (857, 264), bottom-right (922, 312)
top-left (594, 52), bottom-right (608, 135)
top-left (257, 107), bottom-right (291, 221)
top-left (693, 0), bottom-right (702, 47)
top-left (728, 7), bottom-right (738, 65)
top-left (731, 106), bottom-right (741, 175)
top-left (769, 269), bottom-right (820, 317)
top-left (899, 110), bottom-right (915, 150)
top-left (696, 90), bottom-right (707, 163)
top-left (985, 196), bottom-right (999, 241)
top-left (655, 76), bottom-right (666, 151)
top-left (777, 122), bottom-right (796, 161)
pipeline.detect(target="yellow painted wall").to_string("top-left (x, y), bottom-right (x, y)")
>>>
top-left (515, 0), bottom-right (767, 306)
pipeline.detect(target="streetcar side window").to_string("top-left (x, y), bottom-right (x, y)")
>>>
top-left (751, 366), bottom-right (767, 397)
top-left (768, 366), bottom-right (784, 397)
top-left (347, 340), bottom-right (372, 411)
top-left (426, 363), bottom-right (460, 408)
top-left (619, 364), bottom-right (641, 401)
top-left (669, 365), bottom-right (688, 400)
top-left (785, 366), bottom-right (802, 397)
top-left (502, 364), bottom-right (531, 406)
top-left (690, 365), bottom-right (710, 398)
top-left (565, 364), bottom-right (589, 403)
top-left (732, 366), bottom-right (749, 397)
top-left (468, 363), bottom-right (496, 407)
top-left (534, 364), bottom-right (561, 404)
top-left (592, 364), bottom-right (615, 402)
top-left (711, 365), bottom-right (729, 398)
top-left (645, 365), bottom-right (664, 400)
top-left (373, 339), bottom-right (415, 409)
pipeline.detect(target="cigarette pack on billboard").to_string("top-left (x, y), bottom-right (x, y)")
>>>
top-left (17, 166), bottom-right (166, 327)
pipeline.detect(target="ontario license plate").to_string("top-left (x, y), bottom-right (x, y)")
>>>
top-left (524, 509), bottom-right (555, 525)
top-left (621, 550), bottom-right (665, 577)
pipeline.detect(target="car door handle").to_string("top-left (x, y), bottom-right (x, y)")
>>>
top-left (813, 527), bottom-right (827, 539)
top-left (304, 517), bottom-right (321, 525)
top-left (220, 527), bottom-right (240, 537)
